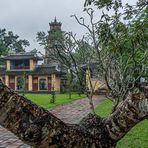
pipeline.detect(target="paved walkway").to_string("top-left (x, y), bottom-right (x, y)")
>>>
top-left (49, 95), bottom-right (105, 124)
top-left (0, 95), bottom-right (105, 147)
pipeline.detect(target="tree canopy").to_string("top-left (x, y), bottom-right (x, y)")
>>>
top-left (79, 0), bottom-right (148, 105)
top-left (0, 28), bottom-right (30, 56)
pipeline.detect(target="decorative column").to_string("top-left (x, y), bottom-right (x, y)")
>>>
top-left (51, 74), bottom-right (56, 91)
top-left (6, 60), bottom-right (10, 70)
top-left (28, 75), bottom-right (33, 91)
top-left (30, 59), bottom-right (35, 70)
top-left (5, 75), bottom-right (9, 86)
top-left (55, 77), bottom-right (60, 92)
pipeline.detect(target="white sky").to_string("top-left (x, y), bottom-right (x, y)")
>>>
top-left (0, 0), bottom-right (136, 53)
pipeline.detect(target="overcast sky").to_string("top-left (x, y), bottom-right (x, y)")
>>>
top-left (0, 0), bottom-right (136, 53)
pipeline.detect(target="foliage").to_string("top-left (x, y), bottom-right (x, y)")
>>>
top-left (0, 28), bottom-right (29, 56)
top-left (36, 27), bottom-right (64, 60)
top-left (50, 91), bottom-right (56, 103)
top-left (74, 39), bottom-right (95, 65)
top-left (76, 0), bottom-right (148, 110)
top-left (48, 29), bottom-right (64, 48)
top-left (0, 28), bottom-right (29, 65)
top-left (95, 99), bottom-right (148, 148)
top-left (97, 6), bottom-right (148, 99)
top-left (16, 76), bottom-right (25, 90)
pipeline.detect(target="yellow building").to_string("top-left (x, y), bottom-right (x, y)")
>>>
top-left (0, 51), bottom-right (63, 92)
top-left (83, 63), bottom-right (108, 94)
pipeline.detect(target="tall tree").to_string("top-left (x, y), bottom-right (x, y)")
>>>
top-left (0, 29), bottom-right (29, 65)
top-left (78, 0), bottom-right (148, 110)
top-left (0, 28), bottom-right (30, 56)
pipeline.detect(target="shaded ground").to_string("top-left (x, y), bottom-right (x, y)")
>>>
top-left (0, 95), bottom-right (105, 148)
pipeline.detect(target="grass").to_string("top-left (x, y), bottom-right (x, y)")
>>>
top-left (23, 93), bottom-right (85, 109)
top-left (95, 99), bottom-right (113, 117)
top-left (95, 99), bottom-right (148, 148)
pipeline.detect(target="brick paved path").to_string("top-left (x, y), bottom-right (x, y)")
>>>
top-left (0, 95), bottom-right (105, 147)
top-left (49, 95), bottom-right (105, 124)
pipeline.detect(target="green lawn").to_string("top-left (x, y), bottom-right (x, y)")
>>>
top-left (95, 99), bottom-right (148, 148)
top-left (23, 93), bottom-right (85, 109)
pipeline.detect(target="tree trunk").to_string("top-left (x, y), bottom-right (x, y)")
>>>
top-left (0, 80), bottom-right (147, 148)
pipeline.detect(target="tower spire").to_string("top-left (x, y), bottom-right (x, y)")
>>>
top-left (49, 17), bottom-right (62, 31)
top-left (54, 16), bottom-right (57, 23)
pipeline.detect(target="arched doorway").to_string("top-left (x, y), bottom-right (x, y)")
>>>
top-left (39, 79), bottom-right (47, 90)
top-left (16, 76), bottom-right (25, 90)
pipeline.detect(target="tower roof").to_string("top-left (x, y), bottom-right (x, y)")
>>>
top-left (49, 17), bottom-right (62, 30)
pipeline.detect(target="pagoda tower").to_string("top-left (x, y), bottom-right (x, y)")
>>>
top-left (44, 17), bottom-right (63, 65)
